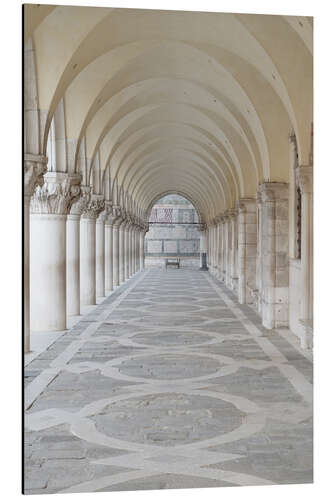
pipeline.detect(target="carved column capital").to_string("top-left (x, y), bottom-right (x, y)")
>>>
top-left (236, 198), bottom-right (256, 214)
top-left (70, 185), bottom-right (91, 216)
top-left (296, 166), bottom-right (313, 195)
top-left (97, 200), bottom-right (113, 222)
top-left (24, 154), bottom-right (48, 198)
top-left (30, 172), bottom-right (82, 215)
top-left (226, 209), bottom-right (237, 220)
top-left (109, 205), bottom-right (123, 226)
top-left (81, 195), bottom-right (105, 220)
top-left (258, 182), bottom-right (289, 203)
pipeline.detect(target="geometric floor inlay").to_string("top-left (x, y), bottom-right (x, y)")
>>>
top-left (24, 268), bottom-right (313, 494)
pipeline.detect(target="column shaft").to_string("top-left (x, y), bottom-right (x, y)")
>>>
top-left (230, 214), bottom-right (238, 291)
top-left (124, 227), bottom-right (130, 279)
top-left (237, 199), bottom-right (257, 304)
top-left (296, 166), bottom-right (313, 348)
top-left (80, 217), bottom-right (96, 306)
top-left (259, 183), bottom-right (289, 329)
top-left (139, 231), bottom-right (145, 270)
top-left (96, 217), bottom-right (105, 297)
top-left (113, 224), bottom-right (120, 286)
top-left (66, 214), bottom-right (80, 315)
top-left (119, 225), bottom-right (125, 283)
top-left (24, 197), bottom-right (31, 350)
top-left (105, 222), bottom-right (113, 292)
top-left (30, 214), bottom-right (67, 330)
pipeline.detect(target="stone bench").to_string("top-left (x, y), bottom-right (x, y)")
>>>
top-left (165, 258), bottom-right (180, 269)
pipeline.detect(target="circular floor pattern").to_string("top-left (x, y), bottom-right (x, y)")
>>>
top-left (143, 304), bottom-right (200, 313)
top-left (131, 330), bottom-right (213, 346)
top-left (93, 392), bottom-right (245, 446)
top-left (116, 353), bottom-right (221, 379)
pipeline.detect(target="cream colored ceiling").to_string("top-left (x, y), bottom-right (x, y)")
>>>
top-left (25, 4), bottom-right (313, 222)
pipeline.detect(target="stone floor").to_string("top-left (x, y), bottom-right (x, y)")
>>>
top-left (24, 268), bottom-right (313, 494)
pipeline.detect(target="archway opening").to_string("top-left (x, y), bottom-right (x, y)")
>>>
top-left (145, 194), bottom-right (201, 268)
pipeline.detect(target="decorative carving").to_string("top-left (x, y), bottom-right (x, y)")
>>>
top-left (70, 186), bottom-right (91, 216)
top-left (226, 209), bottom-right (237, 220)
top-left (258, 182), bottom-right (289, 203)
top-left (106, 205), bottom-right (123, 226)
top-left (30, 172), bottom-right (81, 215)
top-left (24, 154), bottom-right (47, 197)
top-left (81, 195), bottom-right (105, 220)
top-left (97, 201), bottom-right (113, 222)
top-left (236, 198), bottom-right (256, 214)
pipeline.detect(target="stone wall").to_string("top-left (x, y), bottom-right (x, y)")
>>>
top-left (145, 195), bottom-right (200, 265)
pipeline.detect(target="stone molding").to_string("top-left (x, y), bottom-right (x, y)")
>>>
top-left (24, 153), bottom-right (48, 198)
top-left (81, 195), bottom-right (105, 220)
top-left (30, 172), bottom-right (82, 215)
top-left (296, 166), bottom-right (313, 194)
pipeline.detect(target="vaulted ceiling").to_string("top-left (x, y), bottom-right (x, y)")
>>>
top-left (24, 4), bottom-right (313, 222)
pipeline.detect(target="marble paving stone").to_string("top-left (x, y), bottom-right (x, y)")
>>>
top-left (24, 268), bottom-right (313, 494)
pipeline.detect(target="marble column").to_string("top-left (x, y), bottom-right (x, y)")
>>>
top-left (66, 208), bottom-right (82, 316)
top-left (124, 222), bottom-right (130, 279)
top-left (131, 227), bottom-right (136, 275)
top-left (215, 220), bottom-right (221, 279)
top-left (30, 172), bottom-right (81, 331)
top-left (67, 190), bottom-right (91, 315)
top-left (139, 229), bottom-right (146, 271)
top-left (80, 196), bottom-right (105, 306)
top-left (198, 224), bottom-right (208, 270)
top-left (296, 166), bottom-right (313, 348)
top-left (211, 224), bottom-right (215, 270)
top-left (230, 210), bottom-right (238, 292)
top-left (135, 228), bottom-right (140, 272)
top-left (133, 225), bottom-right (137, 274)
top-left (24, 154), bottom-right (47, 350)
top-left (207, 225), bottom-right (212, 269)
top-left (237, 198), bottom-right (257, 304)
top-left (96, 204), bottom-right (108, 298)
top-left (112, 207), bottom-right (122, 287)
top-left (212, 223), bottom-right (217, 275)
top-left (219, 217), bottom-right (225, 281)
top-left (119, 222), bottom-right (125, 284)
top-left (226, 210), bottom-right (236, 289)
top-left (104, 205), bottom-right (114, 293)
top-left (258, 183), bottom-right (289, 329)
top-left (222, 217), bottom-right (229, 284)
top-left (256, 192), bottom-right (264, 314)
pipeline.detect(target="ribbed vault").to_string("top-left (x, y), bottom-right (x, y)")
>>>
top-left (24, 5), bottom-right (313, 224)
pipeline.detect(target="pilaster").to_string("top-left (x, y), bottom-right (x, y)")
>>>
top-left (258, 183), bottom-right (289, 329)
top-left (296, 166), bottom-right (313, 348)
top-left (236, 198), bottom-right (257, 304)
